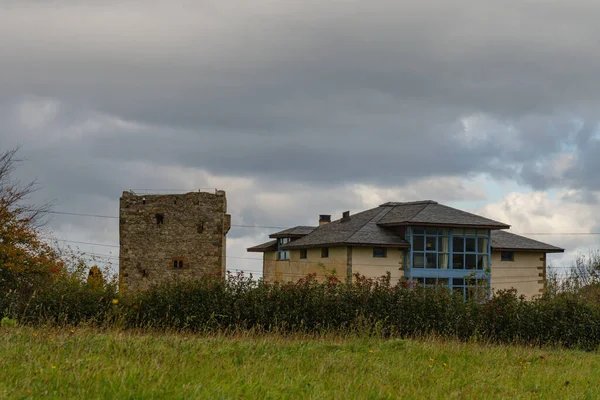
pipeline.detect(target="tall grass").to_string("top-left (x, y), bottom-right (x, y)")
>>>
top-left (1, 327), bottom-right (599, 399)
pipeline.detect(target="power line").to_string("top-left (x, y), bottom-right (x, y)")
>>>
top-left (48, 211), bottom-right (118, 219)
top-left (47, 210), bottom-right (285, 229)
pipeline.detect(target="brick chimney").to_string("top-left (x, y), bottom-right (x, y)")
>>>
top-left (319, 214), bottom-right (331, 226)
top-left (341, 211), bottom-right (351, 223)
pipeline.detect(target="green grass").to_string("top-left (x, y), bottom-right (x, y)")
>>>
top-left (1, 327), bottom-right (599, 399)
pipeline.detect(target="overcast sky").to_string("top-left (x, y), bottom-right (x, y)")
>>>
top-left (3, 0), bottom-right (600, 276)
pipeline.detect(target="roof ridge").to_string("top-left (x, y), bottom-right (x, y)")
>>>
top-left (346, 206), bottom-right (393, 243)
top-left (406, 202), bottom-right (432, 222)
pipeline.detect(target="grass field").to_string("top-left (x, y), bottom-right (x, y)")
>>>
top-left (1, 327), bottom-right (599, 399)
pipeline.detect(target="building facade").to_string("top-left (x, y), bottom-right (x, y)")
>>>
top-left (119, 190), bottom-right (231, 292)
top-left (248, 201), bottom-right (563, 299)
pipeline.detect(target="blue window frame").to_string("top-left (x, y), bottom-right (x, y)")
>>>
top-left (406, 227), bottom-right (491, 299)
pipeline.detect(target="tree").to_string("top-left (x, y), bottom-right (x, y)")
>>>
top-left (0, 148), bottom-right (64, 311)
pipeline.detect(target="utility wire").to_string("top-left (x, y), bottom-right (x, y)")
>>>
top-left (47, 210), bottom-right (285, 229)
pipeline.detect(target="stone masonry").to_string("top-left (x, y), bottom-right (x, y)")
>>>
top-left (119, 190), bottom-right (231, 292)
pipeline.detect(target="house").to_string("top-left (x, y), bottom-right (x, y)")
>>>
top-left (247, 201), bottom-right (564, 299)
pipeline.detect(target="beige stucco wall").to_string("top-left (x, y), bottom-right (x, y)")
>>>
top-left (491, 251), bottom-right (544, 299)
top-left (351, 247), bottom-right (405, 284)
top-left (263, 247), bottom-right (348, 283)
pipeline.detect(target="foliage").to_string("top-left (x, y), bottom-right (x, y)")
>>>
top-left (0, 148), bottom-right (66, 316)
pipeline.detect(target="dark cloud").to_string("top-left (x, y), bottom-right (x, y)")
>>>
top-left (2, 0), bottom-right (600, 270)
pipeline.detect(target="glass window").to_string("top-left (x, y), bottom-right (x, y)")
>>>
top-left (413, 227), bottom-right (425, 235)
top-left (321, 248), bottom-right (329, 258)
top-left (426, 236), bottom-right (437, 251)
top-left (465, 254), bottom-right (477, 269)
top-left (426, 254), bottom-right (437, 268)
top-left (478, 255), bottom-right (488, 270)
top-left (453, 278), bottom-right (464, 286)
top-left (478, 237), bottom-right (489, 253)
top-left (413, 253), bottom-right (425, 268)
top-left (453, 237), bottom-right (464, 253)
top-left (453, 228), bottom-right (464, 235)
top-left (425, 278), bottom-right (437, 285)
top-left (465, 238), bottom-right (476, 252)
top-left (425, 227), bottom-right (438, 235)
top-left (464, 228), bottom-right (477, 235)
top-left (299, 249), bottom-right (307, 259)
top-left (373, 247), bottom-right (387, 258)
top-left (438, 236), bottom-right (450, 252)
top-left (501, 251), bottom-right (514, 261)
top-left (477, 229), bottom-right (489, 236)
top-left (452, 254), bottom-right (464, 269)
top-left (438, 253), bottom-right (449, 269)
top-left (413, 236), bottom-right (425, 251)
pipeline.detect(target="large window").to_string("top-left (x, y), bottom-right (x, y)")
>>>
top-left (411, 227), bottom-right (489, 270)
top-left (277, 238), bottom-right (290, 260)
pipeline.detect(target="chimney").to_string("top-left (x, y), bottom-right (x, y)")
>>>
top-left (341, 211), bottom-right (351, 223)
top-left (319, 214), bottom-right (331, 226)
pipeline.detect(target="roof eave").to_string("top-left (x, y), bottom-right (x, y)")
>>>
top-left (492, 247), bottom-right (565, 254)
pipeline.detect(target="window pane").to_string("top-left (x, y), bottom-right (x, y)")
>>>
top-left (426, 236), bottom-right (437, 251)
top-left (453, 278), bottom-right (465, 286)
top-left (439, 228), bottom-right (450, 235)
top-left (477, 229), bottom-right (489, 236)
top-left (425, 278), bottom-right (436, 285)
top-left (438, 236), bottom-right (450, 252)
top-left (453, 237), bottom-right (464, 253)
top-left (426, 254), bottom-right (437, 268)
top-left (413, 227), bottom-right (425, 235)
top-left (501, 251), bottom-right (514, 261)
top-left (438, 278), bottom-right (449, 286)
top-left (452, 254), bottom-right (464, 269)
top-left (465, 254), bottom-right (477, 269)
top-left (465, 238), bottom-right (476, 252)
top-left (478, 237), bottom-right (489, 253)
top-left (453, 228), bottom-right (464, 235)
top-left (373, 247), bottom-right (387, 258)
top-left (478, 255), bottom-right (488, 270)
top-left (425, 227), bottom-right (438, 235)
top-left (438, 253), bottom-right (449, 269)
top-left (465, 229), bottom-right (477, 235)
top-left (413, 236), bottom-right (425, 251)
top-left (413, 252), bottom-right (425, 268)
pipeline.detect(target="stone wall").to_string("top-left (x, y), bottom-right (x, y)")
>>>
top-left (119, 190), bottom-right (231, 292)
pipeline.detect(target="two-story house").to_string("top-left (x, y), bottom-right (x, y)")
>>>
top-left (248, 201), bottom-right (564, 299)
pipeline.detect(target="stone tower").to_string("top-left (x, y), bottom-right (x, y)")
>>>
top-left (119, 190), bottom-right (231, 292)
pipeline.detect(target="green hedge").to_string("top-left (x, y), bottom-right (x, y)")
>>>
top-left (4, 272), bottom-right (600, 350)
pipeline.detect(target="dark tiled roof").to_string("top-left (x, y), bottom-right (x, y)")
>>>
top-left (491, 230), bottom-right (564, 253)
top-left (247, 240), bottom-right (278, 252)
top-left (378, 201), bottom-right (510, 229)
top-left (249, 200), bottom-right (513, 252)
top-left (269, 226), bottom-right (316, 238)
top-left (281, 207), bottom-right (410, 250)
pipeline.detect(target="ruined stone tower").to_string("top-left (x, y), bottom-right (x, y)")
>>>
top-left (119, 190), bottom-right (231, 292)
